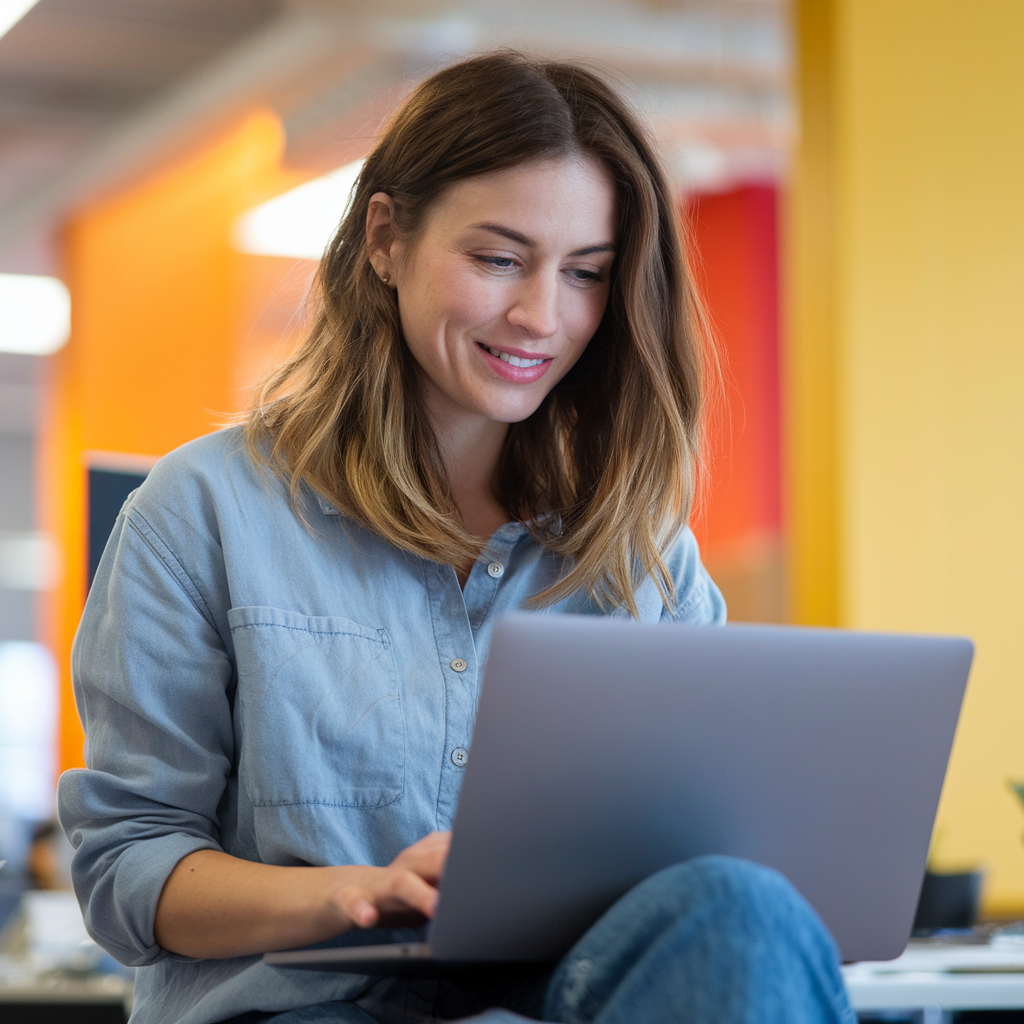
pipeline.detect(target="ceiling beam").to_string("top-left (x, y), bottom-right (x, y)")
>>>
top-left (0, 9), bottom-right (373, 263)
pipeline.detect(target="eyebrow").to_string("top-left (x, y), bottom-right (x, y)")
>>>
top-left (473, 222), bottom-right (616, 258)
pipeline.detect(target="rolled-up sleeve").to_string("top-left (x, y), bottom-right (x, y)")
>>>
top-left (58, 503), bottom-right (234, 966)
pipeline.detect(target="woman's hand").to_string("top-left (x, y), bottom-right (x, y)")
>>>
top-left (326, 830), bottom-right (450, 929)
top-left (154, 831), bottom-right (451, 960)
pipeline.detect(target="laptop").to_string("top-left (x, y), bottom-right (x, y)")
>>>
top-left (265, 614), bottom-right (972, 972)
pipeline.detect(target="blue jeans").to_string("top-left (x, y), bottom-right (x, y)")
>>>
top-left (234, 856), bottom-right (856, 1024)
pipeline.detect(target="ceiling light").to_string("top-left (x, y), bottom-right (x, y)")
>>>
top-left (0, 0), bottom-right (39, 40)
top-left (232, 159), bottom-right (365, 261)
top-left (0, 274), bottom-right (71, 355)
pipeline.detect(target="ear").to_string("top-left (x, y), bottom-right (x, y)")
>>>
top-left (366, 192), bottom-right (400, 286)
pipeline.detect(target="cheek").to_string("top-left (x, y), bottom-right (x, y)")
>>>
top-left (567, 289), bottom-right (610, 352)
top-left (415, 268), bottom-right (498, 340)
top-left (448, 271), bottom-right (505, 329)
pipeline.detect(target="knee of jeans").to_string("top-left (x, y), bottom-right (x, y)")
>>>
top-left (649, 855), bottom-right (817, 931)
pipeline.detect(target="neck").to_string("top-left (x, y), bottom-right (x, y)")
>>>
top-left (425, 393), bottom-right (510, 541)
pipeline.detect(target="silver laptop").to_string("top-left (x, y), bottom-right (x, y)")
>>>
top-left (265, 614), bottom-right (972, 971)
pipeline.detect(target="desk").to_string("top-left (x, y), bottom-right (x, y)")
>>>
top-left (843, 940), bottom-right (1024, 1022)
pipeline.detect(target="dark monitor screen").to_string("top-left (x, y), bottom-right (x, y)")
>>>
top-left (87, 467), bottom-right (148, 589)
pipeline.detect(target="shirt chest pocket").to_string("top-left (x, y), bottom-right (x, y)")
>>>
top-left (228, 606), bottom-right (404, 808)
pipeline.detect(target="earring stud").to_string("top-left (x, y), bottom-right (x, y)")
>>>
top-left (381, 272), bottom-right (390, 284)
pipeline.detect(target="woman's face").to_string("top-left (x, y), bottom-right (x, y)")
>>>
top-left (375, 154), bottom-right (617, 429)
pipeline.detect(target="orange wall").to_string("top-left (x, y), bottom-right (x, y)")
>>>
top-left (44, 112), bottom-right (302, 773)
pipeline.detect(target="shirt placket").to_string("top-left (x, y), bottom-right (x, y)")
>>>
top-left (425, 526), bottom-right (522, 830)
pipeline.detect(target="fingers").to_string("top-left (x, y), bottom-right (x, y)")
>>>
top-left (329, 834), bottom-right (452, 934)
top-left (390, 867), bottom-right (440, 919)
top-left (397, 831), bottom-right (451, 859)
top-left (347, 897), bottom-right (378, 928)
top-left (336, 885), bottom-right (382, 929)
top-left (391, 831), bottom-right (452, 883)
top-left (334, 867), bottom-right (440, 930)
top-left (407, 830), bottom-right (452, 851)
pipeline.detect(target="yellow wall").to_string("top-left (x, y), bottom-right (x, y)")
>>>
top-left (43, 112), bottom-right (303, 775)
top-left (790, 1), bottom-right (1024, 913)
top-left (787, 0), bottom-right (841, 629)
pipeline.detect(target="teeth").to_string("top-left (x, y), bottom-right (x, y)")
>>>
top-left (485, 345), bottom-right (545, 368)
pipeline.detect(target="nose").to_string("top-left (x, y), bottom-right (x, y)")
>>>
top-left (507, 271), bottom-right (559, 339)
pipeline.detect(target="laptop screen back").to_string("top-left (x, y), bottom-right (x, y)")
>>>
top-left (429, 617), bottom-right (972, 963)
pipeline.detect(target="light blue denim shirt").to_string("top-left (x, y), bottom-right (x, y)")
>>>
top-left (57, 426), bottom-right (725, 1024)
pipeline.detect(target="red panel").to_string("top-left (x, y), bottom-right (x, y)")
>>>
top-left (686, 184), bottom-right (782, 555)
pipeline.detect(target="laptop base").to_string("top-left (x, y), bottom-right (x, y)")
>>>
top-left (264, 943), bottom-right (553, 976)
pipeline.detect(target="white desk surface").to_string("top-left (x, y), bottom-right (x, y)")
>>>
top-left (843, 939), bottom-right (1024, 1011)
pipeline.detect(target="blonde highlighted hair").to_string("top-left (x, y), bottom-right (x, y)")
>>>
top-left (246, 50), bottom-right (714, 616)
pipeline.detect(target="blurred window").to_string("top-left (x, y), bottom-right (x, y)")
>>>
top-left (0, 641), bottom-right (57, 821)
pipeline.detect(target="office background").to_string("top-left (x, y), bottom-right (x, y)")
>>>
top-left (0, 0), bottom-right (1021, 916)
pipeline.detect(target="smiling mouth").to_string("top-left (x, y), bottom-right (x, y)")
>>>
top-left (478, 344), bottom-right (549, 368)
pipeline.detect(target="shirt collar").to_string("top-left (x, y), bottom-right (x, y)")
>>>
top-left (315, 493), bottom-right (339, 516)
top-left (313, 495), bottom-right (559, 540)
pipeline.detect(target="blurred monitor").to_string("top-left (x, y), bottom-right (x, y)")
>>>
top-left (86, 453), bottom-right (157, 589)
top-left (84, 452), bottom-right (155, 589)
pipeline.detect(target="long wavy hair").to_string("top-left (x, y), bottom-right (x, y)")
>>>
top-left (246, 50), bottom-right (715, 616)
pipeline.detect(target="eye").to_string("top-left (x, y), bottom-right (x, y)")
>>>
top-left (474, 255), bottom-right (517, 270)
top-left (567, 268), bottom-right (605, 284)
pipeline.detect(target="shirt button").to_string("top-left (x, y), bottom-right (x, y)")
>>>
top-left (450, 658), bottom-right (467, 672)
top-left (451, 747), bottom-right (469, 767)
top-left (487, 561), bottom-right (504, 578)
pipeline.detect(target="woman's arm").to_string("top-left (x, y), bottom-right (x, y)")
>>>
top-left (59, 452), bottom-right (441, 967)
top-left (154, 831), bottom-right (449, 959)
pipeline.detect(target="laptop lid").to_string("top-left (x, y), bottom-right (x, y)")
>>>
top-left (427, 615), bottom-right (972, 964)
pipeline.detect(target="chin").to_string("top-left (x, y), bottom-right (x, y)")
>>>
top-left (465, 388), bottom-right (543, 424)
top-left (481, 401), bottom-right (545, 424)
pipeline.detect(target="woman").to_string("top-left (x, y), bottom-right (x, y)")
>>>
top-left (58, 52), bottom-right (855, 1024)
